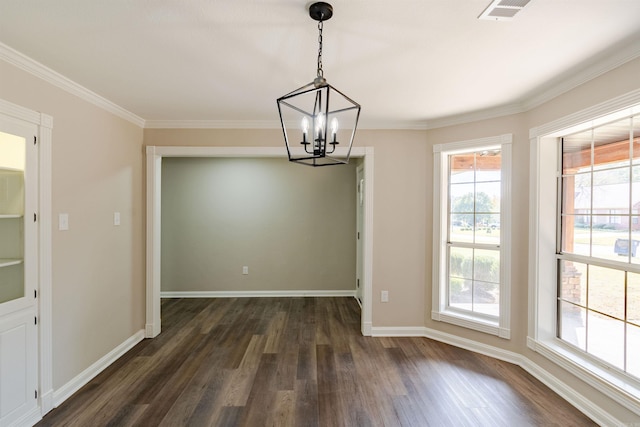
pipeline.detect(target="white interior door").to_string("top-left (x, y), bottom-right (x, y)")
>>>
top-left (356, 165), bottom-right (364, 306)
top-left (0, 116), bottom-right (38, 426)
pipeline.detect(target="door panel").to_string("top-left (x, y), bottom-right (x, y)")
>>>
top-left (0, 117), bottom-right (38, 425)
top-left (0, 310), bottom-right (37, 424)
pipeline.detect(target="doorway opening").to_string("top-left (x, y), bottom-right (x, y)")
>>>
top-left (145, 146), bottom-right (374, 337)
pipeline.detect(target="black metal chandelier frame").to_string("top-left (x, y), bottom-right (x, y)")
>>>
top-left (277, 2), bottom-right (361, 167)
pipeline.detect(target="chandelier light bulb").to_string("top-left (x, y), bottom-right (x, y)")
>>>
top-left (316, 112), bottom-right (325, 139)
top-left (301, 116), bottom-right (309, 143)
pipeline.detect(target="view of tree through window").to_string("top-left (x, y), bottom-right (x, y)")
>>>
top-left (559, 114), bottom-right (640, 379)
top-left (448, 149), bottom-right (501, 317)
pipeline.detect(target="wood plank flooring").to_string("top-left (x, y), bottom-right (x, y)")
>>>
top-left (36, 297), bottom-right (596, 426)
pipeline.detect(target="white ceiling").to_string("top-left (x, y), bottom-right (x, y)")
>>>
top-left (1, 0), bottom-right (640, 128)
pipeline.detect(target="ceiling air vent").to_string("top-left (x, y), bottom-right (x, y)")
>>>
top-left (478, 0), bottom-right (531, 21)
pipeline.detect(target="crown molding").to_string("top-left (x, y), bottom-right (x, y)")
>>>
top-left (0, 42), bottom-right (145, 128)
top-left (529, 88), bottom-right (640, 139)
top-left (358, 119), bottom-right (430, 130)
top-left (424, 103), bottom-right (526, 130)
top-left (143, 119), bottom-right (278, 129)
top-left (144, 118), bottom-right (430, 130)
top-left (522, 38), bottom-right (640, 112)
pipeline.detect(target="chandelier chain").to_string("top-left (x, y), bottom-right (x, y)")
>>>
top-left (317, 20), bottom-right (323, 78)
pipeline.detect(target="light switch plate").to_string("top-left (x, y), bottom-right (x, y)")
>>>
top-left (59, 213), bottom-right (69, 231)
top-left (381, 290), bottom-right (389, 302)
top-left (114, 212), bottom-right (121, 226)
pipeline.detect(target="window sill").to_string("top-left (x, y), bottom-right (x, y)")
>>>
top-left (529, 337), bottom-right (640, 415)
top-left (432, 309), bottom-right (510, 339)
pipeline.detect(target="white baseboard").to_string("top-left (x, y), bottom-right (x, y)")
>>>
top-left (361, 321), bottom-right (373, 337)
top-left (370, 326), bottom-right (623, 426)
top-left (520, 358), bottom-right (621, 427)
top-left (160, 290), bottom-right (357, 298)
top-left (40, 389), bottom-right (54, 416)
top-left (9, 406), bottom-right (41, 427)
top-left (371, 326), bottom-right (431, 338)
top-left (52, 330), bottom-right (145, 408)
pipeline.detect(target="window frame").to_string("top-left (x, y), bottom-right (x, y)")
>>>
top-left (432, 134), bottom-right (512, 338)
top-left (529, 91), bottom-right (640, 414)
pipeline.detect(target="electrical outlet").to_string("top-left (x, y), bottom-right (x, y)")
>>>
top-left (381, 290), bottom-right (389, 302)
top-left (242, 266), bottom-right (249, 275)
top-left (114, 212), bottom-right (121, 226)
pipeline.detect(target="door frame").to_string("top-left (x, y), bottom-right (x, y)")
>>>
top-left (0, 98), bottom-right (53, 418)
top-left (145, 146), bottom-right (374, 337)
top-left (355, 163), bottom-right (365, 306)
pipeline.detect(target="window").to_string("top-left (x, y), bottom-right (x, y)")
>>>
top-left (530, 94), bottom-right (640, 411)
top-left (433, 135), bottom-right (512, 338)
top-left (559, 115), bottom-right (640, 379)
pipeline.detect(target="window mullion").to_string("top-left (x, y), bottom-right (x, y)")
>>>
top-left (448, 241), bottom-right (500, 250)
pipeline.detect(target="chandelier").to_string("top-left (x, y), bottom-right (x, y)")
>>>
top-left (277, 2), bottom-right (361, 166)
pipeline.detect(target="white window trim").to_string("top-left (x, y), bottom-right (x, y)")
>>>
top-left (529, 88), bottom-right (640, 415)
top-left (432, 134), bottom-right (512, 339)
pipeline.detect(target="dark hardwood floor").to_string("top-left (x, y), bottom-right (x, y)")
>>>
top-left (37, 297), bottom-right (596, 426)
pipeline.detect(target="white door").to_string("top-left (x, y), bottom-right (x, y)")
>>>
top-left (355, 165), bottom-right (364, 306)
top-left (0, 116), bottom-right (38, 426)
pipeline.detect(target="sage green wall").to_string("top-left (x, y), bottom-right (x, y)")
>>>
top-left (161, 157), bottom-right (357, 292)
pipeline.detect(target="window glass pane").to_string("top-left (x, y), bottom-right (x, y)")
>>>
top-left (628, 272), bottom-right (640, 328)
top-left (475, 182), bottom-right (500, 213)
top-left (450, 153), bottom-right (474, 184)
top-left (474, 249), bottom-right (500, 283)
top-left (476, 213), bottom-right (500, 245)
top-left (627, 323), bottom-right (640, 378)
top-left (449, 246), bottom-right (472, 280)
top-left (559, 260), bottom-right (586, 306)
top-left (475, 150), bottom-right (500, 182)
top-left (450, 183), bottom-right (474, 213)
top-left (563, 133), bottom-right (592, 174)
top-left (588, 265), bottom-right (625, 320)
top-left (0, 132), bottom-right (26, 305)
top-left (632, 166), bottom-right (640, 207)
top-left (561, 215), bottom-right (590, 256)
top-left (559, 301), bottom-right (586, 351)
top-left (587, 311), bottom-right (625, 370)
top-left (563, 173), bottom-right (591, 215)
top-left (473, 280), bottom-right (499, 317)
top-left (593, 118), bottom-right (631, 167)
top-left (592, 217), bottom-right (629, 262)
top-left (449, 246), bottom-right (474, 312)
top-left (449, 213), bottom-right (474, 243)
top-left (592, 168), bottom-right (629, 213)
top-left (613, 236), bottom-right (638, 264)
top-left (449, 279), bottom-right (471, 310)
top-left (449, 277), bottom-right (471, 310)
top-left (632, 218), bottom-right (640, 265)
